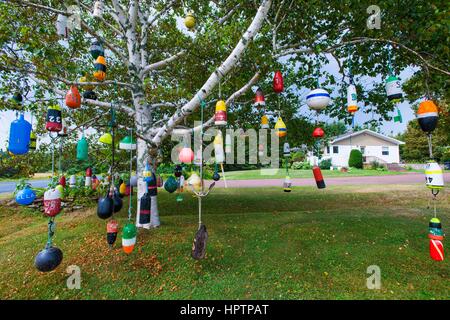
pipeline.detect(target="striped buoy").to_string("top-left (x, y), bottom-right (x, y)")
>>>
top-left (106, 220), bottom-right (119, 246)
top-left (347, 84), bottom-right (358, 114)
top-left (93, 56), bottom-right (106, 81)
top-left (122, 223), bottom-right (137, 254)
top-left (29, 131), bottom-right (37, 151)
top-left (45, 105), bottom-right (62, 132)
top-left (139, 193), bottom-right (151, 225)
top-left (385, 75), bottom-right (403, 102)
top-left (306, 88), bottom-right (330, 111)
top-left (214, 100), bottom-right (227, 126)
top-left (425, 161), bottom-right (444, 191)
top-left (274, 117), bottom-right (287, 138)
top-left (43, 188), bottom-right (62, 217)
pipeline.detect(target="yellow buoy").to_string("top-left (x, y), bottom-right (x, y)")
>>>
top-left (274, 117), bottom-right (287, 138)
top-left (184, 12), bottom-right (195, 30)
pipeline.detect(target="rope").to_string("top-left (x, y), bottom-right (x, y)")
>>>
top-left (427, 133), bottom-right (433, 159)
top-left (127, 128), bottom-right (134, 222)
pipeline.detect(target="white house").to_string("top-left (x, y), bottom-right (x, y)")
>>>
top-left (308, 129), bottom-right (405, 167)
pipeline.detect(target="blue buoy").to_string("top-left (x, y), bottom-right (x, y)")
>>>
top-left (15, 186), bottom-right (36, 205)
top-left (8, 114), bottom-right (31, 155)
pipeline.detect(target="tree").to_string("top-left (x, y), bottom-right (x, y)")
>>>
top-left (349, 149), bottom-right (363, 168)
top-left (1, 1), bottom-right (449, 228)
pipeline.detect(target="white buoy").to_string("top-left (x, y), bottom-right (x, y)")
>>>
top-left (306, 88), bottom-right (331, 111)
top-left (425, 161), bottom-right (444, 191)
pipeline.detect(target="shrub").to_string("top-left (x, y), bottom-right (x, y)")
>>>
top-left (290, 151), bottom-right (305, 163)
top-left (291, 161), bottom-right (311, 170)
top-left (348, 149), bottom-right (363, 168)
top-left (370, 160), bottom-right (381, 170)
top-left (319, 158), bottom-right (332, 170)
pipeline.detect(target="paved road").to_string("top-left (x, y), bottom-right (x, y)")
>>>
top-left (210, 172), bottom-right (450, 188)
top-left (1, 173), bottom-right (448, 193)
top-left (0, 179), bottom-right (50, 194)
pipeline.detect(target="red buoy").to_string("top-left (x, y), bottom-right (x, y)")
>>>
top-left (273, 71), bottom-right (284, 93)
top-left (254, 87), bottom-right (265, 107)
top-left (312, 127), bottom-right (325, 138)
top-left (312, 166), bottom-right (326, 189)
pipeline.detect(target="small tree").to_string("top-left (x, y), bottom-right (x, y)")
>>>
top-left (348, 149), bottom-right (363, 169)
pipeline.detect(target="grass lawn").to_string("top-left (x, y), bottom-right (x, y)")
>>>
top-left (0, 184), bottom-right (448, 300)
top-left (225, 168), bottom-right (405, 180)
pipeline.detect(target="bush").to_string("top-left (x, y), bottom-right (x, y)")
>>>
top-left (370, 160), bottom-right (381, 170)
top-left (290, 151), bottom-right (305, 163)
top-left (291, 161), bottom-right (311, 170)
top-left (348, 149), bottom-right (363, 169)
top-left (319, 158), bottom-right (332, 170)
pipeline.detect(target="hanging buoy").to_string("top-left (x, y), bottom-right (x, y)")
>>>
top-left (85, 167), bottom-right (92, 187)
top-left (417, 100), bottom-right (439, 133)
top-left (8, 114), bottom-right (31, 155)
top-left (93, 56), bottom-right (106, 81)
top-left (212, 172), bottom-right (220, 181)
top-left (15, 186), bottom-right (36, 205)
top-left (164, 176), bottom-right (178, 193)
top-left (119, 135), bottom-right (136, 150)
top-left (312, 127), bottom-right (325, 138)
top-left (92, 175), bottom-right (100, 190)
top-left (147, 172), bottom-right (158, 196)
top-left (43, 188), bottom-right (62, 217)
top-left (56, 14), bottom-right (69, 38)
top-left (65, 86), bottom-right (81, 109)
top-left (174, 165), bottom-right (183, 178)
top-left (313, 166), bottom-right (326, 189)
top-left (76, 136), bottom-right (88, 161)
top-left (214, 131), bottom-right (225, 163)
top-left (29, 131), bottom-right (37, 151)
top-left (283, 142), bottom-right (291, 157)
top-left (347, 84), bottom-right (358, 114)
top-left (425, 161), bottom-right (444, 191)
top-left (274, 117), bottom-right (287, 138)
top-left (92, 0), bottom-right (104, 18)
top-left (97, 195), bottom-right (113, 219)
top-left (69, 175), bottom-right (76, 188)
top-left (214, 100), bottom-right (227, 126)
top-left (184, 12), bottom-right (195, 30)
top-left (58, 119), bottom-right (68, 138)
top-left (113, 190), bottom-right (123, 213)
top-left (130, 175), bottom-right (138, 187)
top-left (119, 181), bottom-right (127, 196)
top-left (385, 75), bottom-right (403, 102)
top-left (225, 133), bottom-right (232, 153)
top-left (45, 105), bottom-right (62, 132)
top-left (139, 193), bottom-right (151, 225)
top-left (306, 88), bottom-right (331, 111)
top-left (429, 217), bottom-right (444, 261)
top-left (89, 40), bottom-right (104, 60)
top-left (273, 71), bottom-right (284, 93)
top-left (122, 223), bottom-right (137, 254)
top-left (106, 219), bottom-right (119, 246)
top-left (254, 87), bottom-right (266, 107)
top-left (283, 176), bottom-right (292, 192)
top-left (179, 147), bottom-right (194, 163)
top-left (192, 224), bottom-right (208, 260)
top-left (83, 90), bottom-right (97, 100)
top-left (99, 132), bottom-right (112, 144)
top-left (261, 115), bottom-right (270, 129)
top-left (12, 92), bottom-right (23, 104)
top-left (59, 175), bottom-right (66, 188)
top-left (35, 246), bottom-right (63, 272)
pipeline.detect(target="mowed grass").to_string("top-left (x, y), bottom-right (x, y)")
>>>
top-left (0, 184), bottom-right (449, 300)
top-left (225, 169), bottom-right (404, 180)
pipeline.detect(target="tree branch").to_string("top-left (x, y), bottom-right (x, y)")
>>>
top-left (140, 50), bottom-right (186, 78)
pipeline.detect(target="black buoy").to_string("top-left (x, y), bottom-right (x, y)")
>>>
top-left (35, 246), bottom-right (63, 272)
top-left (113, 191), bottom-right (123, 213)
top-left (212, 172), bottom-right (220, 181)
top-left (97, 196), bottom-right (113, 219)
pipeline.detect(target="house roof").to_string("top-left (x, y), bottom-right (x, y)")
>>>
top-left (330, 129), bottom-right (405, 145)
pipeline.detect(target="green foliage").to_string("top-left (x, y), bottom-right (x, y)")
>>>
top-left (291, 161), bottom-right (311, 170)
top-left (319, 158), bottom-right (332, 170)
top-left (290, 151), bottom-right (305, 163)
top-left (348, 149), bottom-right (363, 168)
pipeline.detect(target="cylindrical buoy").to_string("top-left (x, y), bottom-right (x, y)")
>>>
top-left (59, 175), bottom-right (66, 188)
top-left (139, 193), bottom-right (151, 225)
top-left (122, 223), bottom-right (137, 254)
top-left (35, 246), bottom-right (63, 272)
top-left (214, 131), bottom-right (225, 163)
top-left (45, 105), bottom-right (62, 132)
top-left (93, 56), bottom-right (106, 81)
top-left (417, 100), bottom-right (439, 133)
top-left (106, 219), bottom-right (119, 246)
top-left (385, 75), bottom-right (403, 102)
top-left (214, 100), bottom-right (227, 126)
top-left (283, 176), bottom-right (292, 192)
top-left (425, 161), bottom-right (444, 191)
top-left (274, 117), bottom-right (287, 138)
top-left (69, 175), bottom-right (76, 188)
top-left (43, 188), bottom-right (62, 217)
top-left (58, 119), bottom-right (68, 138)
top-left (77, 136), bottom-right (88, 161)
top-left (261, 115), bottom-right (270, 129)
top-left (306, 88), bottom-right (331, 111)
top-left (273, 71), bottom-right (284, 93)
top-left (283, 142), bottom-right (290, 157)
top-left (347, 84), bottom-right (358, 114)
top-left (90, 41), bottom-right (104, 59)
top-left (313, 166), bottom-right (326, 189)
top-left (29, 131), bottom-right (37, 151)
top-left (85, 167), bottom-right (92, 187)
top-left (254, 87), bottom-right (265, 107)
top-left (429, 217), bottom-right (444, 240)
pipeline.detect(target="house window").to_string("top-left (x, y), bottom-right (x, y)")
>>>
top-left (382, 146), bottom-right (389, 156)
top-left (333, 146), bottom-right (339, 154)
top-left (326, 146), bottom-right (330, 154)
top-left (360, 146), bottom-right (366, 155)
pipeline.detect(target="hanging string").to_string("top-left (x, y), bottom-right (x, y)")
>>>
top-left (127, 128), bottom-right (134, 222)
top-left (427, 133), bottom-right (434, 159)
top-left (46, 218), bottom-right (55, 249)
top-left (387, 44), bottom-right (393, 75)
